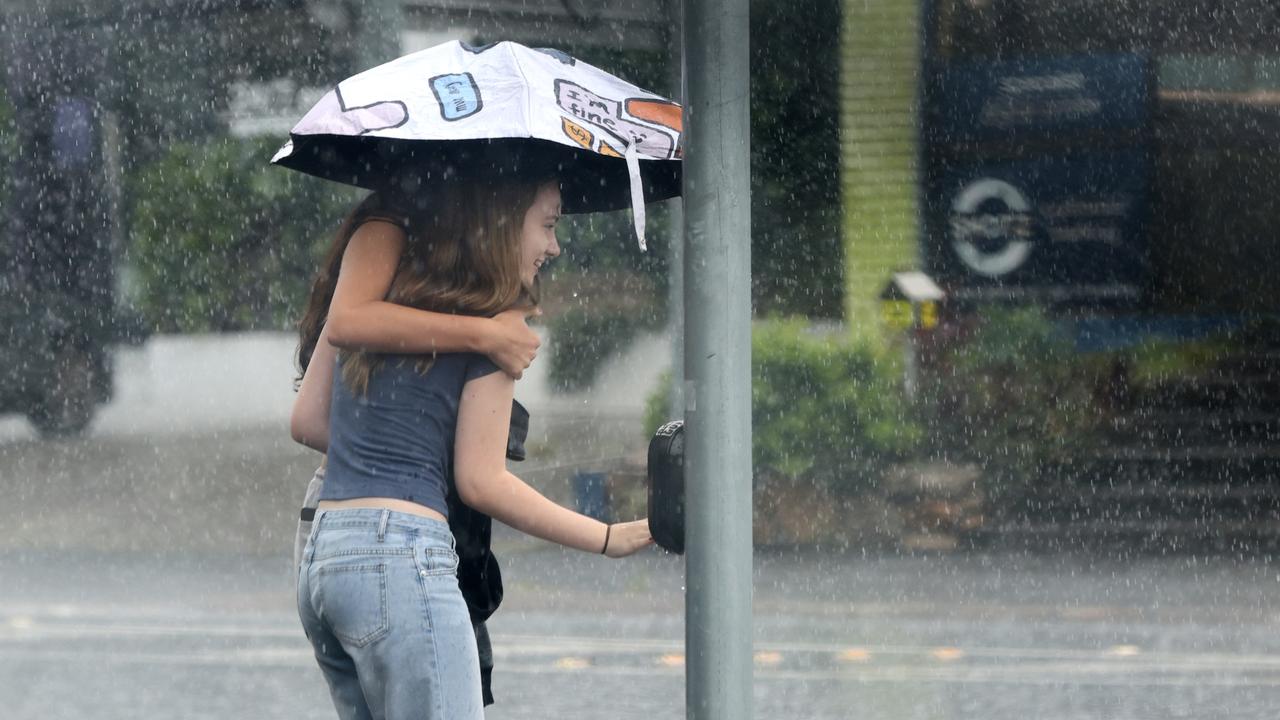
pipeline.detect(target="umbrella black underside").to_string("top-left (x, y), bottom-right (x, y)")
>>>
top-left (274, 135), bottom-right (681, 215)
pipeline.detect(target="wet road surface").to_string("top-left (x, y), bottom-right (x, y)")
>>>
top-left (3, 336), bottom-right (1280, 718)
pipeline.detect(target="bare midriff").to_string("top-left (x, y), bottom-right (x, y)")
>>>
top-left (317, 497), bottom-right (447, 522)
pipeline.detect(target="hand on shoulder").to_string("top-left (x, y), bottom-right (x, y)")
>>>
top-left (487, 307), bottom-right (542, 379)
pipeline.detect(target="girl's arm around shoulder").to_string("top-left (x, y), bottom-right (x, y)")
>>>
top-left (453, 370), bottom-right (653, 557)
top-left (325, 220), bottom-right (541, 378)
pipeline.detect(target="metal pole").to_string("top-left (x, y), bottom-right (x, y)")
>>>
top-left (682, 0), bottom-right (753, 717)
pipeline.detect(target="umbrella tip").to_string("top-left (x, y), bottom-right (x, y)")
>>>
top-left (271, 140), bottom-right (294, 164)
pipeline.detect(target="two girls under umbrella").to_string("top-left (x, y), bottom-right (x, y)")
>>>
top-left (279, 40), bottom-right (681, 719)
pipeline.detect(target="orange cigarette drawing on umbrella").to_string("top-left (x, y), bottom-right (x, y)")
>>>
top-left (626, 98), bottom-right (683, 134)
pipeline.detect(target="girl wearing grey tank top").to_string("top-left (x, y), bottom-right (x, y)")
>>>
top-left (291, 193), bottom-right (539, 706)
top-left (293, 170), bottom-right (653, 720)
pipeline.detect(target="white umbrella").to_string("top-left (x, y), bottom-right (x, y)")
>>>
top-left (272, 40), bottom-right (683, 249)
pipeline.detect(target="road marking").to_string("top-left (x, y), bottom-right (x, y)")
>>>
top-left (658, 653), bottom-right (685, 667)
top-left (0, 646), bottom-right (315, 668)
top-left (491, 662), bottom-right (1280, 687)
top-left (838, 648), bottom-right (872, 663)
top-left (4, 615), bottom-right (33, 631)
top-left (0, 619), bottom-right (300, 641)
top-left (8, 617), bottom-right (1280, 688)
top-left (0, 609), bottom-right (1267, 671)
top-left (3, 644), bottom-right (1280, 688)
top-left (754, 651), bottom-right (783, 666)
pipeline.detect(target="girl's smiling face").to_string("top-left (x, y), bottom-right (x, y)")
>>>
top-left (520, 181), bottom-right (562, 287)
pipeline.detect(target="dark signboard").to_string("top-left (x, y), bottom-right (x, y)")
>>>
top-left (923, 54), bottom-right (1152, 302)
top-left (936, 54), bottom-right (1148, 140)
top-left (932, 151), bottom-right (1149, 298)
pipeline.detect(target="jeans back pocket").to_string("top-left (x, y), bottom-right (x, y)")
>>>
top-left (418, 546), bottom-right (460, 577)
top-left (317, 563), bottom-right (391, 647)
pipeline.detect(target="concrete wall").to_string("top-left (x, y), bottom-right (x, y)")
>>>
top-left (0, 330), bottom-right (671, 445)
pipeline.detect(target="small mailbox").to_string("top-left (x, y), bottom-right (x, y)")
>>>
top-left (880, 272), bottom-right (945, 400)
top-left (880, 271), bottom-right (944, 331)
top-left (647, 419), bottom-right (685, 554)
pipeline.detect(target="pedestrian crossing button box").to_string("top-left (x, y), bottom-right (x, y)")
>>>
top-left (647, 420), bottom-right (685, 554)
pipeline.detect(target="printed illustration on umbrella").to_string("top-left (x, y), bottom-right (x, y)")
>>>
top-left (273, 40), bottom-right (683, 248)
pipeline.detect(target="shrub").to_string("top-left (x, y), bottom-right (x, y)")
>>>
top-left (128, 136), bottom-right (356, 333)
top-left (753, 319), bottom-right (920, 493)
top-left (1124, 334), bottom-right (1236, 386)
top-left (644, 318), bottom-right (922, 495)
top-left (921, 306), bottom-right (1109, 500)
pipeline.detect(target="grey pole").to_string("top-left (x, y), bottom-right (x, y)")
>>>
top-left (682, 0), bottom-right (753, 718)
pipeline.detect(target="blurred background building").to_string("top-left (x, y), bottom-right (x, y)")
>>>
top-left (4, 0), bottom-right (1278, 544)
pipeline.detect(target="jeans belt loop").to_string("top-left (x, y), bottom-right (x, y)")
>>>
top-left (377, 508), bottom-right (390, 542)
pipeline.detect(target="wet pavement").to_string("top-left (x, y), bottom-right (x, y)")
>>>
top-left (7, 538), bottom-right (1280, 719)
top-left (4, 335), bottom-right (1280, 718)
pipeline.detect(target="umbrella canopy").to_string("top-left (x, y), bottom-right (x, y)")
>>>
top-left (272, 40), bottom-right (683, 248)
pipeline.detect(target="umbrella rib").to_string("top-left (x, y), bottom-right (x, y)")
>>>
top-left (508, 43), bottom-right (535, 139)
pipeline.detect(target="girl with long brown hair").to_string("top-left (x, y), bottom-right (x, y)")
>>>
top-left (294, 167), bottom-right (652, 720)
top-left (289, 188), bottom-right (539, 708)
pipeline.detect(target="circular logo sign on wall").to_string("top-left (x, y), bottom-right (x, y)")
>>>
top-left (949, 178), bottom-right (1036, 278)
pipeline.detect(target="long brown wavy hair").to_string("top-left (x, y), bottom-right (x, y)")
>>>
top-left (294, 192), bottom-right (406, 381)
top-left (295, 168), bottom-right (551, 395)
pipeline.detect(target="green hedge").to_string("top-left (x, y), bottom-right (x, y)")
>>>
top-left (128, 137), bottom-right (356, 333)
top-left (921, 306), bottom-right (1109, 499)
top-left (646, 318), bottom-right (921, 494)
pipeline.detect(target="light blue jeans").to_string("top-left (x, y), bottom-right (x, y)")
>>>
top-left (297, 508), bottom-right (484, 720)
